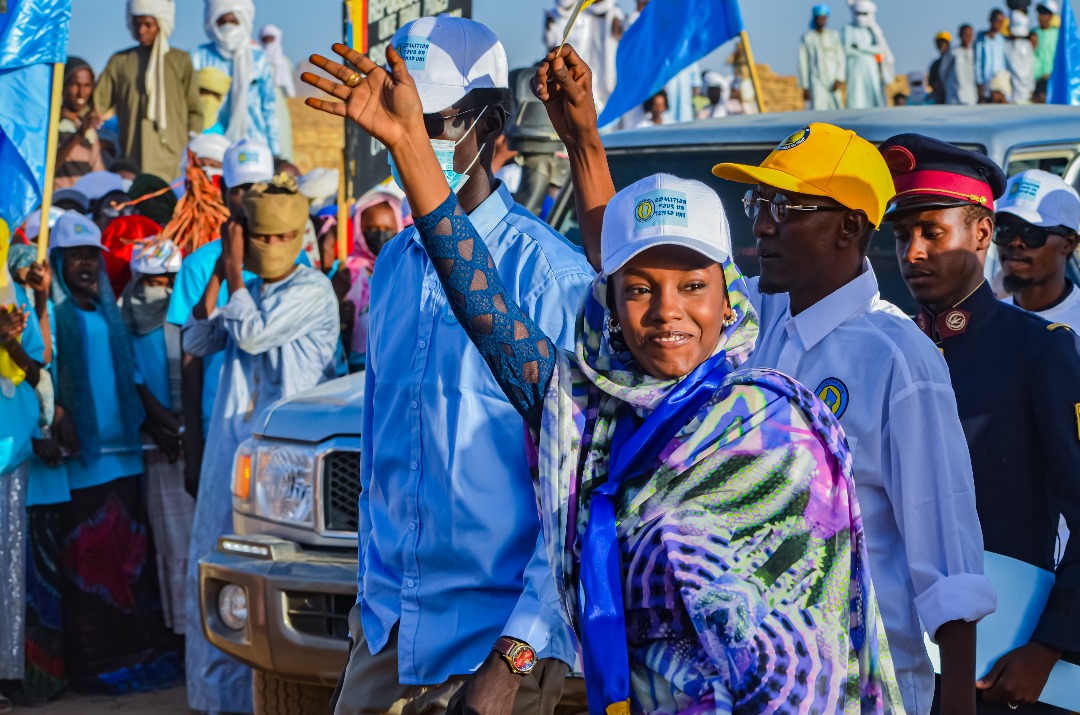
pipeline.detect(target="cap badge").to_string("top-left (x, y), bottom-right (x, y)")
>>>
top-left (73, 223), bottom-right (87, 234)
top-left (883, 145), bottom-right (917, 174)
top-left (237, 152), bottom-right (254, 164)
top-left (945, 310), bottom-right (967, 332)
top-left (632, 190), bottom-right (688, 228)
top-left (1008, 178), bottom-right (1040, 202)
top-left (815, 378), bottom-right (849, 419)
top-left (777, 127), bottom-right (811, 151)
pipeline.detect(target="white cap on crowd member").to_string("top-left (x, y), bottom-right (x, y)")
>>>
top-left (600, 173), bottom-right (732, 276)
top-left (702, 71), bottom-right (728, 90)
top-left (223, 139), bottom-right (275, 187)
top-left (131, 238), bottom-right (183, 274)
top-left (389, 15), bottom-right (509, 113)
top-left (997, 169), bottom-right (1080, 232)
top-left (23, 207), bottom-right (66, 241)
top-left (1038, 1), bottom-right (1060, 14)
top-left (53, 188), bottom-right (91, 213)
top-left (53, 211), bottom-right (108, 251)
top-left (189, 132), bottom-right (232, 164)
top-left (73, 171), bottom-right (126, 201)
top-left (298, 168), bottom-right (340, 213)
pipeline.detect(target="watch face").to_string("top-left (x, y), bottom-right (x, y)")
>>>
top-left (509, 643), bottom-right (536, 673)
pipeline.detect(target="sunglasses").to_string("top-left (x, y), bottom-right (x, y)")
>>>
top-left (743, 189), bottom-right (849, 224)
top-left (992, 222), bottom-right (1071, 248)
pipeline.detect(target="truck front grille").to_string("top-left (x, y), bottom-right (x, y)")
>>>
top-left (321, 450), bottom-right (361, 534)
top-left (284, 591), bottom-right (353, 640)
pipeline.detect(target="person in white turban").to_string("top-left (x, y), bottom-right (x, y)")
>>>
top-left (841, 0), bottom-right (895, 108)
top-left (258, 23), bottom-right (295, 160)
top-left (191, 0), bottom-right (283, 157)
top-left (91, 0), bottom-right (203, 181)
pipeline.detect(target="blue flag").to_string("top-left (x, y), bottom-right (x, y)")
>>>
top-left (0, 0), bottom-right (71, 232)
top-left (596, 0), bottom-right (743, 127)
top-left (1049, 0), bottom-right (1080, 104)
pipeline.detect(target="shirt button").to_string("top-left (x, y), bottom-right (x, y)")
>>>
top-left (411, 462), bottom-right (418, 470)
top-left (411, 400), bottom-right (418, 409)
top-left (418, 340), bottom-right (426, 349)
top-left (406, 579), bottom-right (415, 588)
top-left (409, 521), bottom-right (417, 531)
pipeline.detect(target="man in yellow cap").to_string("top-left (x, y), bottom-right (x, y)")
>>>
top-left (713, 123), bottom-right (995, 715)
top-left (929, 31), bottom-right (953, 104)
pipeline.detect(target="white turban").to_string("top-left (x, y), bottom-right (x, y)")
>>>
top-left (128, 0), bottom-right (176, 134)
top-left (848, 0), bottom-right (895, 84)
top-left (259, 23), bottom-right (296, 98)
top-left (204, 0), bottom-right (256, 144)
top-left (298, 168), bottom-right (340, 213)
top-left (188, 132), bottom-right (232, 163)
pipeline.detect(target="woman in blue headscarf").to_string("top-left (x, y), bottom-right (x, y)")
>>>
top-left (45, 211), bottom-right (181, 694)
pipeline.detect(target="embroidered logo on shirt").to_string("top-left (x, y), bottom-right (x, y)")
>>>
top-left (396, 38), bottom-right (431, 70)
top-left (777, 127), bottom-right (811, 151)
top-left (633, 190), bottom-right (687, 228)
top-left (816, 378), bottom-right (849, 419)
top-left (945, 310), bottom-right (967, 332)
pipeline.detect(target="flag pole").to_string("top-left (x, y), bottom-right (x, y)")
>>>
top-left (37, 62), bottom-right (65, 264)
top-left (337, 148), bottom-right (348, 265)
top-left (739, 30), bottom-right (767, 114)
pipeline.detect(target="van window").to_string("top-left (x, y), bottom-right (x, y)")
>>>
top-left (1005, 146), bottom-right (1078, 178)
top-left (551, 145), bottom-right (919, 314)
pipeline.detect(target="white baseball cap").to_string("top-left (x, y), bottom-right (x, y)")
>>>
top-left (997, 169), bottom-right (1080, 232)
top-left (23, 207), bottom-right (66, 241)
top-left (223, 139), bottom-right (275, 187)
top-left (131, 238), bottom-right (182, 275)
top-left (601, 173), bottom-right (732, 276)
top-left (390, 15), bottom-right (509, 114)
top-left (53, 211), bottom-right (108, 251)
top-left (73, 171), bottom-right (126, 201)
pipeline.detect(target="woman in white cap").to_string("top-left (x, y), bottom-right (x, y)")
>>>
top-left (92, 0), bottom-right (204, 181)
top-left (44, 212), bottom-right (181, 693)
top-left (192, 0), bottom-right (282, 156)
top-left (305, 44), bottom-right (902, 714)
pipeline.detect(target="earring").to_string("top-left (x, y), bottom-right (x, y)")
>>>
top-left (722, 311), bottom-right (737, 328)
top-left (608, 318), bottom-right (622, 334)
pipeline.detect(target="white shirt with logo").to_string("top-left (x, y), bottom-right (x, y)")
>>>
top-left (746, 263), bottom-right (996, 715)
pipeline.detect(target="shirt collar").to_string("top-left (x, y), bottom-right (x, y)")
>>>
top-left (785, 260), bottom-right (879, 352)
top-left (410, 181), bottom-right (514, 245)
top-left (916, 280), bottom-right (995, 342)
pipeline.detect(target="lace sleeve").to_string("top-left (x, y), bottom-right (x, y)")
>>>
top-left (414, 192), bottom-right (556, 430)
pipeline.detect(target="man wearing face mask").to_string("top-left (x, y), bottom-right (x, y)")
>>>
top-left (182, 173), bottom-right (339, 714)
top-left (191, 0), bottom-right (282, 155)
top-left (326, 15), bottom-right (594, 715)
top-left (92, 0), bottom-right (203, 181)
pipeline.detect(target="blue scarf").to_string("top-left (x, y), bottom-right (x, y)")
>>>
top-left (50, 249), bottom-right (144, 460)
top-left (578, 350), bottom-right (733, 713)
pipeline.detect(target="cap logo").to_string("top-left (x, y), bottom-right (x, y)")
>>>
top-left (777, 127), bottom-right (811, 151)
top-left (1008, 178), bottom-right (1040, 202)
top-left (883, 145), bottom-right (917, 174)
top-left (396, 38), bottom-right (430, 70)
top-left (237, 152), bottom-right (255, 164)
top-left (633, 189), bottom-right (688, 228)
top-left (73, 223), bottom-right (87, 234)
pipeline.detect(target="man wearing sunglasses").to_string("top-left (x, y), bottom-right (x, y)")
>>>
top-left (330, 15), bottom-right (593, 715)
top-left (997, 170), bottom-right (1080, 330)
top-left (884, 134), bottom-right (1080, 714)
top-left (715, 123), bottom-right (993, 715)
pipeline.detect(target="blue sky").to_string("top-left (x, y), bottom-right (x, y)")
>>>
top-left (69, 0), bottom-right (1077, 80)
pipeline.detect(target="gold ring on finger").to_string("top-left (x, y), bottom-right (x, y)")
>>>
top-left (345, 72), bottom-right (362, 88)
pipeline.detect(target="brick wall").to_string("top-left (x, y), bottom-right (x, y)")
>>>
top-left (288, 97), bottom-right (346, 174)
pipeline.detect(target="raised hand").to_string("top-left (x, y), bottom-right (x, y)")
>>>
top-left (301, 44), bottom-right (426, 152)
top-left (532, 45), bottom-right (598, 148)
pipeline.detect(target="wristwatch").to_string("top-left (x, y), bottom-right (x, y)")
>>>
top-left (492, 636), bottom-right (537, 676)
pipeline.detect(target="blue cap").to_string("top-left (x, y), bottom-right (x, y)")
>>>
top-left (813, 4), bottom-right (831, 17)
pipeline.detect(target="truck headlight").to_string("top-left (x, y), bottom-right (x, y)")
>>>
top-left (218, 584), bottom-right (248, 631)
top-left (252, 444), bottom-right (316, 528)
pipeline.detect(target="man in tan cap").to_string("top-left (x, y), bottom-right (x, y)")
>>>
top-left (713, 124), bottom-right (994, 715)
top-left (182, 173), bottom-right (340, 714)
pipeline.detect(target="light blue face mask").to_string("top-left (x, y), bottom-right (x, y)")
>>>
top-left (389, 107), bottom-right (488, 194)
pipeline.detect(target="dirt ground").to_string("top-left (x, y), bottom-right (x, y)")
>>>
top-left (16, 687), bottom-right (192, 714)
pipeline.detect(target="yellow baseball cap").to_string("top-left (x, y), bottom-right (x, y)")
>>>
top-left (712, 122), bottom-right (896, 227)
top-left (936, 31), bottom-right (953, 43)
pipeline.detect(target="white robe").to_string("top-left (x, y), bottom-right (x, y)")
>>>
top-left (842, 24), bottom-right (886, 108)
top-left (799, 28), bottom-right (846, 110)
top-left (545, 0), bottom-right (624, 111)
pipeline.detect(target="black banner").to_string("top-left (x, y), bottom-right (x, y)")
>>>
top-left (347, 0), bottom-right (473, 198)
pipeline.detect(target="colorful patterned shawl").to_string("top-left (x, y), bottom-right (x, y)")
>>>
top-left (535, 259), bottom-right (903, 714)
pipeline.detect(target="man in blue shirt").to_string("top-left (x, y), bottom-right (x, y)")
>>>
top-left (975, 9), bottom-right (1011, 100)
top-left (327, 16), bottom-right (594, 715)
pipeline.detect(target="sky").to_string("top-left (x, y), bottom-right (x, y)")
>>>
top-left (69, 0), bottom-right (1078, 81)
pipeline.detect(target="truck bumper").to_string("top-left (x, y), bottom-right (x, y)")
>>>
top-left (199, 534), bottom-right (357, 688)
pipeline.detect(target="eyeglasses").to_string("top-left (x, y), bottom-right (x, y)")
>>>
top-left (742, 189), bottom-right (849, 223)
top-left (993, 222), bottom-right (1071, 248)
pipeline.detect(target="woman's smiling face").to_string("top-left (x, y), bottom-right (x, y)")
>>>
top-left (611, 245), bottom-right (730, 380)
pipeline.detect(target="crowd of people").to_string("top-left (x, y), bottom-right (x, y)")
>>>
top-left (802, 0), bottom-right (1065, 109)
top-left (0, 1), bottom-right (1079, 715)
